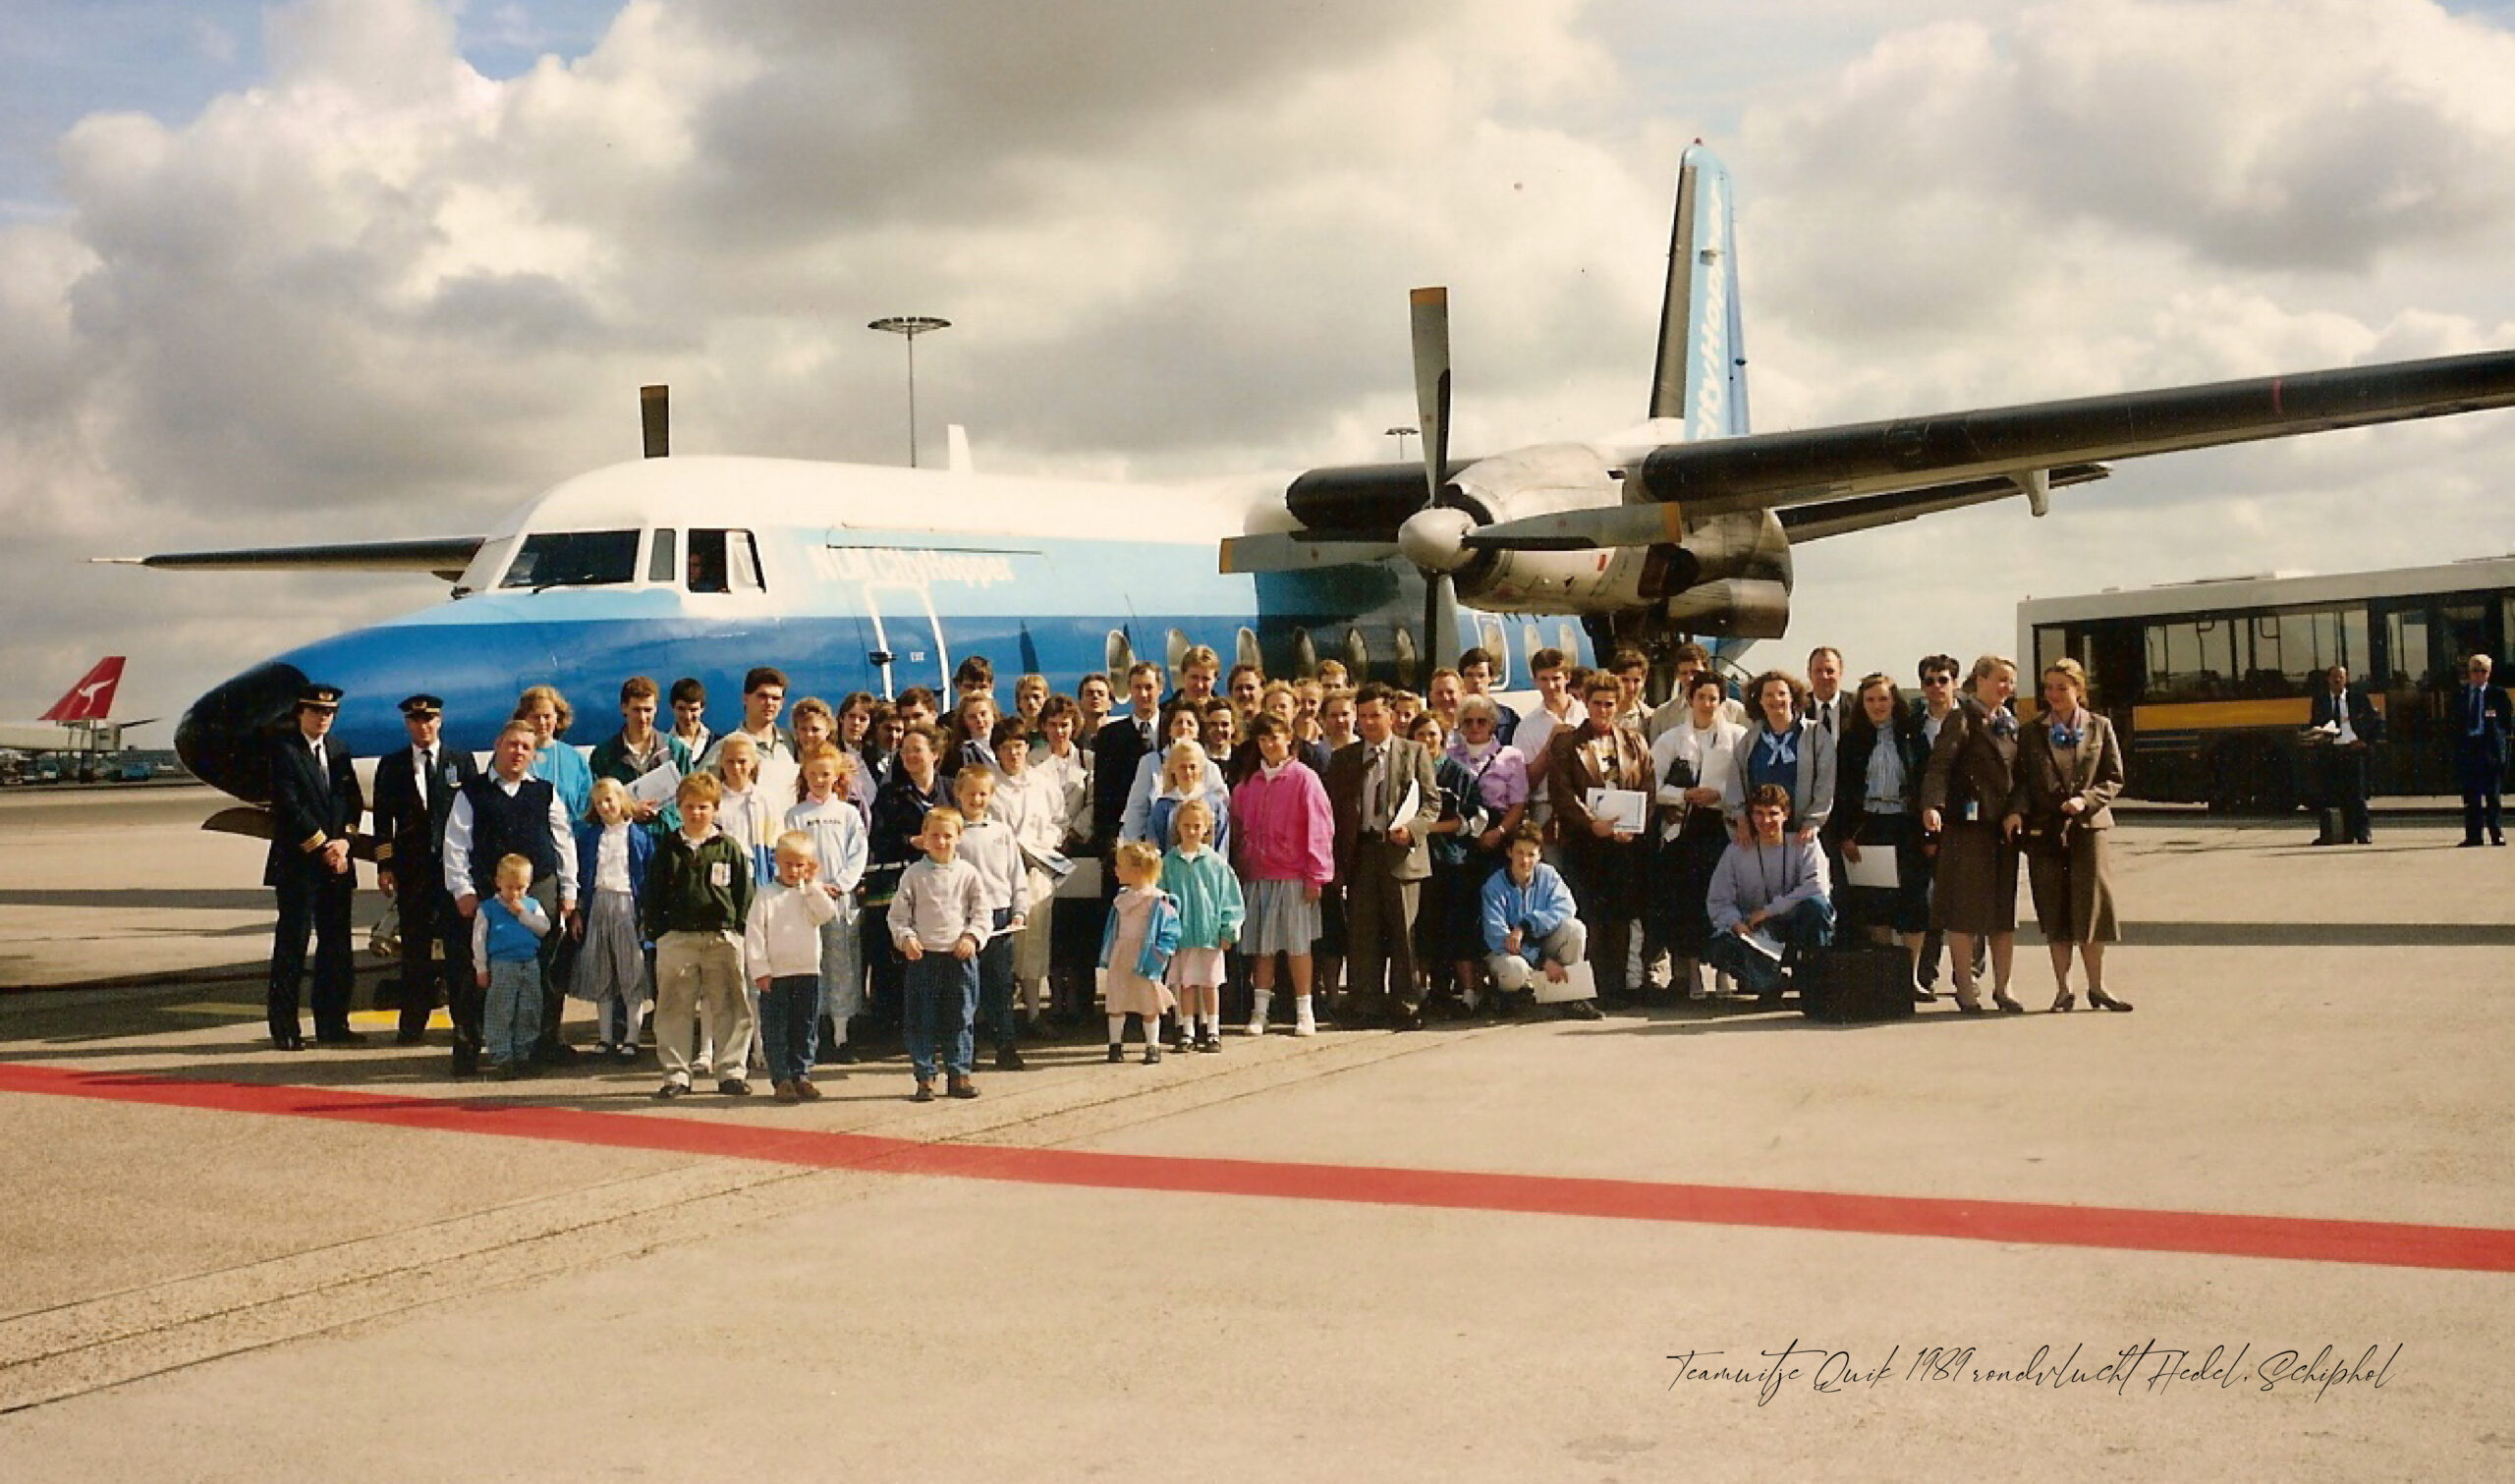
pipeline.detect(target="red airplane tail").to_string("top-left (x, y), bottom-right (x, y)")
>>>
top-left (38, 657), bottom-right (125, 723)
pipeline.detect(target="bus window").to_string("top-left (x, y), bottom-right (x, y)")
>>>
top-left (687, 529), bottom-right (764, 594)
top-left (646, 528), bottom-right (677, 584)
top-left (2250, 606), bottom-right (2364, 695)
top-left (2035, 626), bottom-right (2067, 676)
top-left (499, 530), bottom-right (639, 589)
top-left (2385, 609), bottom-right (2431, 689)
top-left (2144, 619), bottom-right (2238, 702)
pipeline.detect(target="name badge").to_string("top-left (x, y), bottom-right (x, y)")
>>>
top-left (709, 862), bottom-right (731, 888)
top-left (442, 764), bottom-right (462, 787)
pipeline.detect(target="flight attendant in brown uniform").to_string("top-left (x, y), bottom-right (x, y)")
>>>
top-left (2006, 658), bottom-right (2133, 1013)
top-left (1919, 655), bottom-right (2024, 1015)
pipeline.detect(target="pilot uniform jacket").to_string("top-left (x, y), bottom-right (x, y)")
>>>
top-left (1918, 694), bottom-right (2022, 935)
top-left (1325, 737), bottom-right (1442, 885)
top-left (2009, 709), bottom-right (2125, 944)
top-left (265, 731), bottom-right (363, 887)
top-left (371, 742), bottom-right (479, 879)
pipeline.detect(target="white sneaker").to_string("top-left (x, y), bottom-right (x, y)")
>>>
top-left (1244, 1015), bottom-right (1268, 1037)
top-left (1292, 1010), bottom-right (1316, 1037)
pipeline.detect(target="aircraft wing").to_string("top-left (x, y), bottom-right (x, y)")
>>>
top-left (95, 536), bottom-right (485, 581)
top-left (1634, 347), bottom-right (2515, 518)
top-left (1777, 464), bottom-right (2111, 543)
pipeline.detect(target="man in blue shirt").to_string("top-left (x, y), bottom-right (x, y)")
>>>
top-left (2453, 653), bottom-right (2512, 848)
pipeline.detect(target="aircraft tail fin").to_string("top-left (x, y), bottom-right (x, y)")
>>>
top-left (39, 657), bottom-right (125, 722)
top-left (1647, 144), bottom-right (1750, 441)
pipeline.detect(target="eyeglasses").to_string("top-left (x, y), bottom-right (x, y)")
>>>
top-left (1921, 675), bottom-right (1954, 686)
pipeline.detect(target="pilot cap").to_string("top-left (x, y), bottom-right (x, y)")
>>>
top-left (398, 693), bottom-right (444, 717)
top-left (296, 684), bottom-right (344, 710)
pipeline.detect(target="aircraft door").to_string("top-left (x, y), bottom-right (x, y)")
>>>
top-left (862, 584), bottom-right (950, 700)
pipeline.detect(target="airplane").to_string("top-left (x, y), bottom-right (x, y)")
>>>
top-left (113, 143), bottom-right (2515, 827)
top-left (0, 658), bottom-right (153, 781)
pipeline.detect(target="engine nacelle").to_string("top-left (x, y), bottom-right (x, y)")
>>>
top-left (1661, 577), bottom-right (1791, 637)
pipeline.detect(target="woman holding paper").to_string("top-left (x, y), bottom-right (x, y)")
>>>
top-left (1545, 670), bottom-right (1655, 1007)
top-left (1827, 673), bottom-right (1934, 999)
top-left (2006, 658), bottom-right (2131, 1013)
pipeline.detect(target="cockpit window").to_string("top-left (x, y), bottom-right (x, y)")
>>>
top-left (687, 528), bottom-right (764, 594)
top-left (500, 530), bottom-right (640, 589)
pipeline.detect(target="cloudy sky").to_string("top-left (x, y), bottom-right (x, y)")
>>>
top-left (5, 0), bottom-right (2515, 731)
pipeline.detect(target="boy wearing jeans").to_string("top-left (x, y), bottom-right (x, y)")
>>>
top-left (888, 805), bottom-right (988, 1103)
top-left (747, 831), bottom-right (841, 1103)
top-left (643, 771), bottom-right (757, 1098)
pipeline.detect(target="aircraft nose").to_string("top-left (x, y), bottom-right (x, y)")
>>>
top-left (175, 661), bottom-right (307, 804)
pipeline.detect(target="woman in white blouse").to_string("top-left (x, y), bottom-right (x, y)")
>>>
top-left (1648, 671), bottom-right (1747, 999)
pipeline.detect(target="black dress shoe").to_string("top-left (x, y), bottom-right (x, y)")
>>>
top-left (274, 1034), bottom-right (307, 1051)
top-left (394, 1029), bottom-right (427, 1047)
top-left (1560, 1000), bottom-right (1602, 1020)
top-left (1390, 1008), bottom-right (1425, 1032)
top-left (313, 1028), bottom-right (367, 1046)
top-left (450, 1048), bottom-right (478, 1076)
top-left (533, 1041), bottom-right (581, 1065)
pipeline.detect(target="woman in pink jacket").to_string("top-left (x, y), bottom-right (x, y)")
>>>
top-left (1230, 713), bottom-right (1335, 1037)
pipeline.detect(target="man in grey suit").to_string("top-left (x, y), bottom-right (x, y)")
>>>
top-left (1325, 683), bottom-right (1441, 1030)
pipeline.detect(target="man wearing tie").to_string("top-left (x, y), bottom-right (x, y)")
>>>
top-left (1326, 684), bottom-right (1442, 1029)
top-left (2309, 666), bottom-right (2382, 847)
top-left (370, 694), bottom-right (480, 1053)
top-left (1804, 647), bottom-right (1850, 742)
top-left (265, 683), bottom-right (363, 1050)
top-left (2452, 653), bottom-right (2512, 848)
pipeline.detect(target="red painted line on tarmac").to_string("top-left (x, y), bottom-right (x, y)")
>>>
top-left (7, 1061), bottom-right (2513, 1274)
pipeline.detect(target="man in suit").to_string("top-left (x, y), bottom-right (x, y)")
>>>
top-left (2309, 665), bottom-right (2383, 847)
top-left (265, 683), bottom-right (363, 1050)
top-left (2452, 653), bottom-right (2513, 848)
top-left (1091, 662), bottom-right (1166, 853)
top-left (1546, 671), bottom-right (1655, 1008)
top-left (1804, 646), bottom-right (1851, 742)
top-left (444, 722), bottom-right (579, 1068)
top-left (1326, 683), bottom-right (1442, 1029)
top-left (370, 694), bottom-right (479, 1053)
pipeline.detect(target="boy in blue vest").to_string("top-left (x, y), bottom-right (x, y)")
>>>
top-left (473, 854), bottom-right (553, 1078)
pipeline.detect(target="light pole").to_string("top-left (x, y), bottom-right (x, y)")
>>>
top-left (868, 315), bottom-right (951, 467)
top-left (1386, 424), bottom-right (1418, 463)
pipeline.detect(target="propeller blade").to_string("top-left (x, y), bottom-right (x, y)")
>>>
top-left (1458, 503), bottom-right (1687, 553)
top-left (1218, 532), bottom-right (1399, 575)
top-left (1410, 286), bottom-right (1451, 508)
top-left (1425, 570), bottom-right (1460, 684)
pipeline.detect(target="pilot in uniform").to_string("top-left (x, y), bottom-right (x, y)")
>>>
top-left (265, 683), bottom-right (364, 1049)
top-left (370, 694), bottom-right (480, 1050)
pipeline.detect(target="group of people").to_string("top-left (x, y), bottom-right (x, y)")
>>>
top-left (261, 636), bottom-right (2146, 1103)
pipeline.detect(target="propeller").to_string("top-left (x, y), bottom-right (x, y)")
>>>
top-left (1406, 286), bottom-right (1462, 684)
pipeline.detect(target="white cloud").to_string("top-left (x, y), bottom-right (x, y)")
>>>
top-left (2, 0), bottom-right (2513, 730)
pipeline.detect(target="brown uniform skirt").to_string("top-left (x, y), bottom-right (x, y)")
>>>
top-left (1930, 820), bottom-right (2017, 935)
top-left (2026, 825), bottom-right (2118, 944)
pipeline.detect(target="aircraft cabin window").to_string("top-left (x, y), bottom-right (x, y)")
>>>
top-left (499, 530), bottom-right (641, 590)
top-left (687, 528), bottom-right (765, 594)
top-left (646, 528), bottom-right (678, 584)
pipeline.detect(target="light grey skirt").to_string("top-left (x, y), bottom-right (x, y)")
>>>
top-left (570, 889), bottom-right (649, 1011)
top-left (1243, 878), bottom-right (1321, 957)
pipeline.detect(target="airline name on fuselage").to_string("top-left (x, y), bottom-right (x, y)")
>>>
top-left (811, 546), bottom-right (1019, 588)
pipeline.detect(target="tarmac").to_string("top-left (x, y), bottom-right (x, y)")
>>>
top-left (1, 785), bottom-right (2510, 1480)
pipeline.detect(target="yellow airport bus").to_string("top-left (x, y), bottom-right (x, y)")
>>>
top-left (2017, 556), bottom-right (2515, 812)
